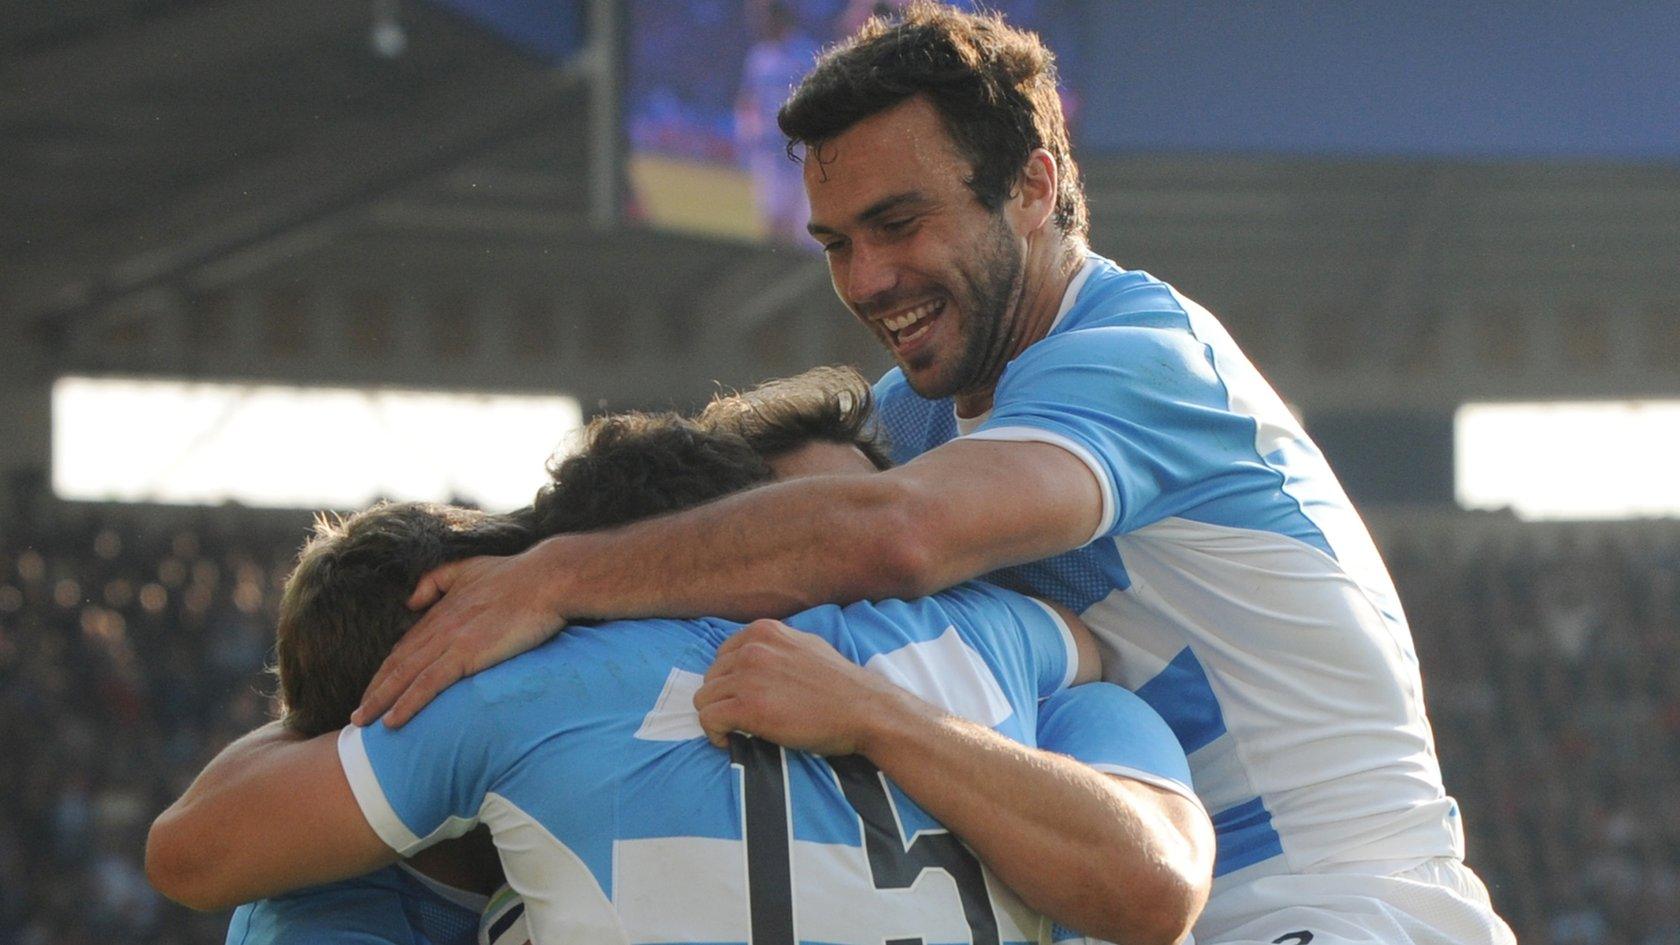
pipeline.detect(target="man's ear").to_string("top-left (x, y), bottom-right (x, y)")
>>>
top-left (1008, 148), bottom-right (1059, 235)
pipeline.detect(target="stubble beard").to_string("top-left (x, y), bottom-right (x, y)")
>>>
top-left (901, 211), bottom-right (1026, 404)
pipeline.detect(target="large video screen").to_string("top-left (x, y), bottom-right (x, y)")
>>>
top-left (623, 0), bottom-right (1680, 246)
top-left (624, 0), bottom-right (1085, 246)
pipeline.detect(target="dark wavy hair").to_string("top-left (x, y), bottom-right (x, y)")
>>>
top-left (274, 418), bottom-right (773, 736)
top-left (528, 413), bottom-right (774, 537)
top-left (275, 369), bottom-right (894, 735)
top-left (697, 365), bottom-right (892, 472)
top-left (778, 0), bottom-right (1087, 241)
top-left (275, 503), bottom-right (536, 736)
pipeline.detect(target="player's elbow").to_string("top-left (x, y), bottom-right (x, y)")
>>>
top-left (1075, 863), bottom-right (1204, 945)
top-left (145, 809), bottom-right (241, 912)
top-left (850, 479), bottom-right (959, 599)
top-left (1108, 863), bottom-right (1208, 945)
top-left (1084, 805), bottom-right (1213, 945)
top-left (871, 523), bottom-right (949, 601)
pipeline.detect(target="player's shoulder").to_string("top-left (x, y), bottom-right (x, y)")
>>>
top-left (872, 366), bottom-right (918, 410)
top-left (871, 368), bottom-right (959, 464)
top-left (1000, 320), bottom-right (1222, 407)
top-left (790, 584), bottom-right (1053, 729)
top-left (1062, 258), bottom-right (1194, 329)
top-left (1038, 683), bottom-right (1196, 796)
top-left (453, 615), bottom-right (729, 709)
top-left (787, 582), bottom-right (965, 640)
top-left (1040, 681), bottom-right (1163, 729)
top-left (800, 582), bottom-right (1042, 654)
top-left (1002, 258), bottom-right (1230, 390)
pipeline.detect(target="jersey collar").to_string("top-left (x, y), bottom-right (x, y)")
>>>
top-left (1046, 254), bottom-right (1101, 337)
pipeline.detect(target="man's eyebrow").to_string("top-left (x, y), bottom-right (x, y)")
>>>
top-left (807, 191), bottom-right (933, 237)
top-left (858, 191), bottom-right (932, 224)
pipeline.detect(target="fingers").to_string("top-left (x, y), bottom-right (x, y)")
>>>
top-left (383, 653), bottom-right (470, 729)
top-left (407, 560), bottom-right (463, 610)
top-left (354, 610), bottom-right (449, 725)
top-left (696, 695), bottom-right (741, 748)
top-left (694, 673), bottom-right (742, 748)
top-left (355, 629), bottom-right (452, 727)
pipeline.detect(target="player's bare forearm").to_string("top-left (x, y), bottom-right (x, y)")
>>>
top-left (146, 722), bottom-right (394, 910)
top-left (855, 700), bottom-right (1213, 945)
top-left (543, 439), bottom-right (1102, 621)
top-left (541, 474), bottom-right (925, 621)
top-left (359, 439), bottom-right (1101, 727)
top-left (691, 620), bottom-right (1196, 940)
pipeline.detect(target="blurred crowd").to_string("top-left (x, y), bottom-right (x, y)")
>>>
top-left (0, 499), bottom-right (305, 945)
top-left (1, 496), bottom-right (1676, 944)
top-left (1388, 522), bottom-right (1680, 945)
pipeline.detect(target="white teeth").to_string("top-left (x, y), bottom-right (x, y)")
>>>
top-left (882, 300), bottom-right (940, 333)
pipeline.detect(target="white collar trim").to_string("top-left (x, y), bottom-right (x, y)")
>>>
top-left (1047, 254), bottom-right (1100, 335)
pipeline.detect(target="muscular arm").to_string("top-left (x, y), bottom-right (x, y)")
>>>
top-left (861, 703), bottom-right (1210, 945)
top-left (694, 620), bottom-right (1212, 945)
top-left (360, 439), bottom-right (1101, 726)
top-left (145, 722), bottom-right (396, 911)
top-left (545, 438), bottom-right (1102, 617)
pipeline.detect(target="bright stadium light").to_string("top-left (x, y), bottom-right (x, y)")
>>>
top-left (52, 377), bottom-right (583, 511)
top-left (1456, 400), bottom-right (1680, 520)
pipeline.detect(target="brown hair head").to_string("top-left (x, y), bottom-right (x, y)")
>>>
top-left (528, 411), bottom-right (775, 537)
top-left (777, 0), bottom-right (1087, 241)
top-left (275, 375), bottom-right (892, 735)
top-left (274, 503), bottom-right (536, 737)
top-left (697, 365), bottom-right (892, 471)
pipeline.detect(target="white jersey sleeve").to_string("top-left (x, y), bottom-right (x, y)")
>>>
top-left (970, 325), bottom-right (1296, 544)
top-left (337, 679), bottom-right (499, 857)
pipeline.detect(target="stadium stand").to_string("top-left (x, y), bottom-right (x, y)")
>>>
top-left (1385, 515), bottom-right (1680, 945)
top-left (4, 5), bottom-right (1676, 945)
top-left (0, 499), bottom-right (306, 945)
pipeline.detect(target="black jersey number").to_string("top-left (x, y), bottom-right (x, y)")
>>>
top-left (732, 734), bottom-right (1000, 945)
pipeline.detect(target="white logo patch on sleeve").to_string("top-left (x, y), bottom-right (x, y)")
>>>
top-left (634, 668), bottom-right (706, 741)
top-left (863, 626), bottom-right (1013, 728)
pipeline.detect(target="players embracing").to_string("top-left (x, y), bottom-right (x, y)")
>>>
top-left (353, 4), bottom-right (1517, 944)
top-left (148, 375), bottom-right (1211, 944)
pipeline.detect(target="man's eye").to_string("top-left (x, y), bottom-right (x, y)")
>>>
top-left (822, 239), bottom-right (848, 254)
top-left (882, 217), bottom-right (914, 233)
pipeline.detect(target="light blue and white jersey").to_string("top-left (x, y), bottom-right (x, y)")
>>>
top-left (437, 681), bottom-right (1195, 945)
top-left (339, 582), bottom-right (1143, 945)
top-left (225, 863), bottom-right (484, 945)
top-left (875, 255), bottom-right (1462, 891)
top-left (1035, 683), bottom-right (1199, 945)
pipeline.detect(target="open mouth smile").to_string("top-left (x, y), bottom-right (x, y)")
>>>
top-left (880, 298), bottom-right (945, 351)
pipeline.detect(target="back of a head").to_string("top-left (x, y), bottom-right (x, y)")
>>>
top-left (777, 0), bottom-right (1088, 241)
top-left (275, 502), bottom-right (536, 736)
top-left (529, 412), bottom-right (776, 537)
top-left (697, 365), bottom-right (892, 471)
top-left (278, 380), bottom-right (885, 736)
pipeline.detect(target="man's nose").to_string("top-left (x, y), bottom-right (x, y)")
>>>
top-left (844, 242), bottom-right (899, 308)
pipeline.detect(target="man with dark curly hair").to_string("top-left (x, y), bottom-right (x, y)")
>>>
top-left (361, 6), bottom-right (1513, 944)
